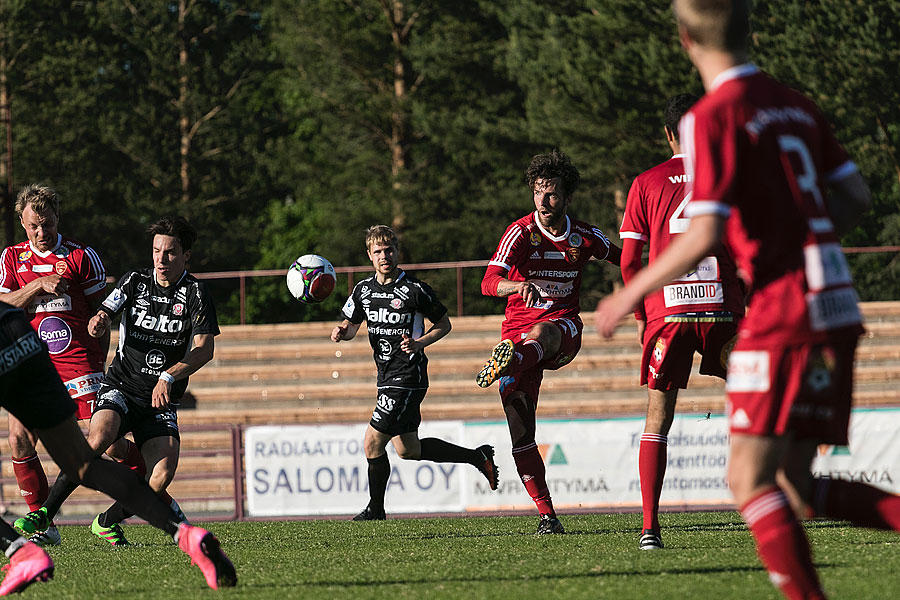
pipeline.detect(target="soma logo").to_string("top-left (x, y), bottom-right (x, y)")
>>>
top-left (38, 316), bottom-right (72, 354)
top-left (131, 307), bottom-right (184, 333)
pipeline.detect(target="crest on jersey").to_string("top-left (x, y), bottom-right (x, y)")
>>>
top-left (567, 232), bottom-right (582, 247)
top-left (173, 303), bottom-right (184, 316)
top-left (391, 298), bottom-right (402, 309)
top-left (55, 261), bottom-right (67, 275)
top-left (530, 232), bottom-right (542, 246)
top-left (17, 250), bottom-right (32, 262)
top-left (565, 247), bottom-right (581, 263)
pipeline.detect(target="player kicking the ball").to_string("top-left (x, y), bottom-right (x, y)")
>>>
top-left (477, 149), bottom-right (621, 534)
top-left (618, 94), bottom-right (744, 550)
top-left (332, 225), bottom-right (499, 520)
top-left (597, 2), bottom-right (900, 598)
top-left (0, 301), bottom-right (235, 594)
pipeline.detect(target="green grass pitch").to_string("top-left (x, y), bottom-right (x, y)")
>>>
top-left (20, 512), bottom-right (900, 599)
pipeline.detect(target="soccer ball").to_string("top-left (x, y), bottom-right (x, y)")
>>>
top-left (286, 254), bottom-right (336, 303)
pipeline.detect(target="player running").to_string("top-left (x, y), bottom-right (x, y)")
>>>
top-left (618, 94), bottom-right (744, 550)
top-left (597, 2), bottom-right (900, 597)
top-left (332, 225), bottom-right (499, 521)
top-left (0, 300), bottom-right (235, 594)
top-left (15, 216), bottom-right (216, 547)
top-left (477, 149), bottom-right (621, 534)
top-left (0, 184), bottom-right (170, 547)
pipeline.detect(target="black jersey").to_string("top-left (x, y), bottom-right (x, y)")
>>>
top-left (99, 268), bottom-right (219, 403)
top-left (341, 270), bottom-right (447, 388)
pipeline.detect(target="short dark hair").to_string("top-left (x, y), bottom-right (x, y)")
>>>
top-left (148, 216), bottom-right (197, 252)
top-left (524, 149), bottom-right (580, 198)
top-left (664, 93), bottom-right (700, 142)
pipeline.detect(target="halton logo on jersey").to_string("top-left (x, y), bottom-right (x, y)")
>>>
top-left (131, 307), bottom-right (184, 333)
top-left (365, 307), bottom-right (412, 325)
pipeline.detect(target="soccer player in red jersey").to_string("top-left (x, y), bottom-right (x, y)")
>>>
top-left (597, 2), bottom-right (899, 597)
top-left (0, 185), bottom-right (172, 546)
top-left (477, 149), bottom-right (621, 534)
top-left (619, 94), bottom-right (744, 550)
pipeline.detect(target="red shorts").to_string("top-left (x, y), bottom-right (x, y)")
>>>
top-left (724, 334), bottom-right (859, 443)
top-left (641, 319), bottom-right (738, 390)
top-left (498, 316), bottom-right (583, 405)
top-left (56, 365), bottom-right (105, 421)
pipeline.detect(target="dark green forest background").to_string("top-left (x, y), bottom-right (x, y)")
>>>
top-left (2, 1), bottom-right (897, 324)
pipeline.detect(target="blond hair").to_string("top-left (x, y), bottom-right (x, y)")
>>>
top-left (673, 0), bottom-right (751, 53)
top-left (365, 224), bottom-right (399, 251)
top-left (16, 184), bottom-right (60, 218)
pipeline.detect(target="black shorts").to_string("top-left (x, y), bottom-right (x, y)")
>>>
top-left (369, 387), bottom-right (426, 436)
top-left (0, 309), bottom-right (76, 431)
top-left (93, 382), bottom-right (180, 447)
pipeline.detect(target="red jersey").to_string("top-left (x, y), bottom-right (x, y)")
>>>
top-left (482, 212), bottom-right (616, 337)
top-left (620, 154), bottom-right (744, 322)
top-left (681, 64), bottom-right (863, 344)
top-left (0, 234), bottom-right (107, 371)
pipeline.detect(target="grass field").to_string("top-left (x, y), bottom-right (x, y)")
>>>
top-left (18, 511), bottom-right (899, 599)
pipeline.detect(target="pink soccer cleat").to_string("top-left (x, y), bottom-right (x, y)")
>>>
top-left (177, 523), bottom-right (237, 590)
top-left (0, 542), bottom-right (54, 596)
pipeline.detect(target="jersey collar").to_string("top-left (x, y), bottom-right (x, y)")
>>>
top-left (710, 63), bottom-right (759, 91)
top-left (29, 234), bottom-right (62, 257)
top-left (532, 212), bottom-right (571, 242)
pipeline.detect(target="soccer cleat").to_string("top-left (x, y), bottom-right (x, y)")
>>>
top-left (28, 525), bottom-right (61, 547)
top-left (177, 523), bottom-right (237, 590)
top-left (0, 542), bottom-right (54, 595)
top-left (475, 445), bottom-right (499, 490)
top-left (91, 515), bottom-right (129, 547)
top-left (351, 506), bottom-right (386, 521)
top-left (13, 508), bottom-right (50, 536)
top-left (639, 529), bottom-right (664, 550)
top-left (476, 339), bottom-right (514, 388)
top-left (536, 514), bottom-right (565, 535)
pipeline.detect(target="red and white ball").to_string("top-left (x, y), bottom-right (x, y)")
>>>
top-left (286, 254), bottom-right (336, 303)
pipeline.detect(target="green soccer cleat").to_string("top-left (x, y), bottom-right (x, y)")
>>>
top-left (14, 508), bottom-right (50, 536)
top-left (91, 515), bottom-right (129, 547)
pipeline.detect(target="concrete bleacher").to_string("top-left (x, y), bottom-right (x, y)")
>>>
top-left (177, 300), bottom-right (900, 425)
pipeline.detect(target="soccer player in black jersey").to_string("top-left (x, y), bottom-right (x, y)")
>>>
top-left (15, 216), bottom-right (219, 547)
top-left (0, 301), bottom-right (235, 593)
top-left (331, 225), bottom-right (500, 520)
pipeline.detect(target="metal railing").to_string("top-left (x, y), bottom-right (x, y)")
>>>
top-left (191, 247), bottom-right (900, 325)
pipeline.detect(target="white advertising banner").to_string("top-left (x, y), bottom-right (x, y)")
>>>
top-left (243, 408), bottom-right (900, 516)
top-left (244, 421), bottom-right (466, 516)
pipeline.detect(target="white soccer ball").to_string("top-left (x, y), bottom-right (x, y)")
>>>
top-left (286, 254), bottom-right (337, 303)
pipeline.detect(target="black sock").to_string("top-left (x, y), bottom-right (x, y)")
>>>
top-left (80, 457), bottom-right (181, 536)
top-left (367, 454), bottom-right (390, 511)
top-left (419, 437), bottom-right (479, 464)
top-left (98, 502), bottom-right (131, 528)
top-left (0, 519), bottom-right (22, 554)
top-left (43, 472), bottom-right (80, 520)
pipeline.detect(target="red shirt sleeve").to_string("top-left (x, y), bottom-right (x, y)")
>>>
top-left (620, 238), bottom-right (646, 321)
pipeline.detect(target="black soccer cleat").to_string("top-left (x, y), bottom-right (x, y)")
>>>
top-left (639, 528), bottom-right (664, 550)
top-left (475, 445), bottom-right (499, 491)
top-left (351, 506), bottom-right (386, 521)
top-left (536, 514), bottom-right (565, 535)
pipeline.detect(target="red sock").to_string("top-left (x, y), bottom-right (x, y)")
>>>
top-left (512, 443), bottom-right (554, 516)
top-left (116, 439), bottom-right (174, 505)
top-left (509, 340), bottom-right (544, 374)
top-left (740, 487), bottom-right (825, 600)
top-left (814, 478), bottom-right (900, 531)
top-left (12, 454), bottom-right (49, 513)
top-left (639, 433), bottom-right (667, 531)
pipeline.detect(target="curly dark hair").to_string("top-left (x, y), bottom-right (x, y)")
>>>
top-left (148, 216), bottom-right (197, 251)
top-left (524, 149), bottom-right (580, 198)
top-left (664, 93), bottom-right (700, 143)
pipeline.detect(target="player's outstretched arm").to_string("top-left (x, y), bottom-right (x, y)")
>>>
top-left (595, 213), bottom-right (724, 337)
top-left (826, 171), bottom-right (871, 236)
top-left (331, 319), bottom-right (360, 342)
